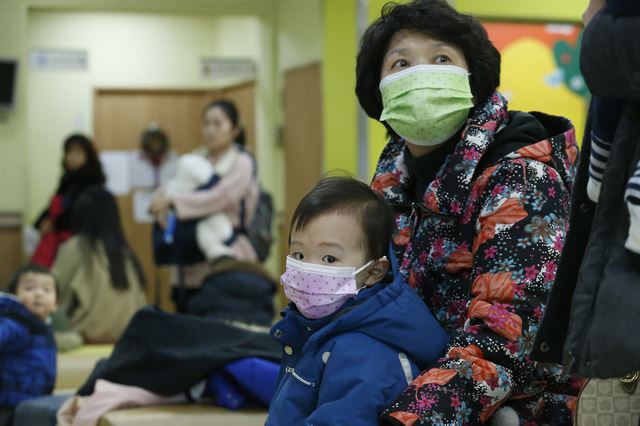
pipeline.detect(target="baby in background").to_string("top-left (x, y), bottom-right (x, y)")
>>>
top-left (164, 152), bottom-right (235, 260)
top-left (266, 176), bottom-right (448, 426)
top-left (0, 264), bottom-right (58, 426)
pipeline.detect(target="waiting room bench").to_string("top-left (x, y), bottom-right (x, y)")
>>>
top-left (42, 345), bottom-right (267, 426)
top-left (55, 344), bottom-right (113, 393)
top-left (99, 404), bottom-right (267, 426)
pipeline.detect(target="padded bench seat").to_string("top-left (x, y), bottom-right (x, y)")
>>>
top-left (14, 396), bottom-right (267, 426)
top-left (55, 344), bottom-right (113, 392)
top-left (98, 404), bottom-right (267, 426)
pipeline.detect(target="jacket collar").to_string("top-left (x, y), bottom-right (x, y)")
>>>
top-left (273, 283), bottom-right (386, 349)
top-left (372, 92), bottom-right (577, 218)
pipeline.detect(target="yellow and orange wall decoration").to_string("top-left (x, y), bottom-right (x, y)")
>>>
top-left (484, 21), bottom-right (588, 143)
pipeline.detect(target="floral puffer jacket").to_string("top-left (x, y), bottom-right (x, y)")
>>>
top-left (373, 93), bottom-right (583, 425)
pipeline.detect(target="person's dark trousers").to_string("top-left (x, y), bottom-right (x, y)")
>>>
top-left (76, 306), bottom-right (280, 396)
top-left (0, 407), bottom-right (13, 426)
top-left (170, 286), bottom-right (200, 313)
top-left (12, 395), bottom-right (70, 426)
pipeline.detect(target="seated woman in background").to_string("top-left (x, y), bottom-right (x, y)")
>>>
top-left (150, 99), bottom-right (261, 311)
top-left (52, 187), bottom-right (146, 343)
top-left (31, 134), bottom-right (106, 268)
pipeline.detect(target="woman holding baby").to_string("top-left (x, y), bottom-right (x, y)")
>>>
top-left (149, 100), bottom-right (263, 311)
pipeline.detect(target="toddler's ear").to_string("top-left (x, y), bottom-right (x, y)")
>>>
top-left (363, 256), bottom-right (390, 287)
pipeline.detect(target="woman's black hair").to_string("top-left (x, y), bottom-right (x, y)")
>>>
top-left (58, 134), bottom-right (106, 194)
top-left (7, 263), bottom-right (59, 296)
top-left (356, 0), bottom-right (501, 133)
top-left (202, 99), bottom-right (246, 146)
top-left (140, 127), bottom-right (170, 156)
top-left (71, 187), bottom-right (146, 290)
top-left (290, 176), bottom-right (395, 259)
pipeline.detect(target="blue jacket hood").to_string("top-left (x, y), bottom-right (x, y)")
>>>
top-left (280, 253), bottom-right (448, 369)
top-left (0, 293), bottom-right (47, 334)
top-left (0, 292), bottom-right (56, 407)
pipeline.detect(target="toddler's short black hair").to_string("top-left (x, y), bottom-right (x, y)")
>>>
top-left (356, 0), bottom-right (501, 134)
top-left (7, 264), bottom-right (58, 296)
top-left (290, 176), bottom-right (395, 259)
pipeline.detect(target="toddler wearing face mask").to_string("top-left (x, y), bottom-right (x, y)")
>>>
top-left (266, 176), bottom-right (448, 426)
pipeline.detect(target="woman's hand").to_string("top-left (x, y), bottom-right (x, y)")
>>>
top-left (583, 0), bottom-right (605, 26)
top-left (149, 195), bottom-right (173, 229)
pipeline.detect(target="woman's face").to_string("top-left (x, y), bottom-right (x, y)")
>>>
top-left (64, 144), bottom-right (87, 171)
top-left (380, 29), bottom-right (469, 81)
top-left (202, 106), bottom-right (238, 155)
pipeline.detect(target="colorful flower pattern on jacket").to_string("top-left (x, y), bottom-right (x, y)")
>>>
top-left (372, 93), bottom-right (583, 424)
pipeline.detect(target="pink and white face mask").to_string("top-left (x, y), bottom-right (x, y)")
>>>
top-left (280, 256), bottom-right (374, 319)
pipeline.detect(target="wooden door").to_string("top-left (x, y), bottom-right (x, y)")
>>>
top-left (93, 83), bottom-right (255, 310)
top-left (280, 63), bottom-right (323, 309)
top-left (0, 213), bottom-right (22, 289)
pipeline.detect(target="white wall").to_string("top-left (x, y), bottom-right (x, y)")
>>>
top-left (277, 0), bottom-right (323, 72)
top-left (25, 11), bottom-right (262, 221)
top-left (1, 0), bottom-right (323, 273)
top-left (0, 1), bottom-right (28, 214)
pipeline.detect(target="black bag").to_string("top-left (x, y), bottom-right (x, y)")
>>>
top-left (236, 146), bottom-right (275, 263)
top-left (242, 188), bottom-right (274, 262)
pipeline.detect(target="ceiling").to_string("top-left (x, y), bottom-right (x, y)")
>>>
top-left (25, 0), bottom-right (276, 17)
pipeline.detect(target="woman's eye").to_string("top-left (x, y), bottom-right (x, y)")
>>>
top-left (392, 59), bottom-right (410, 69)
top-left (434, 55), bottom-right (451, 64)
top-left (291, 252), bottom-right (304, 260)
top-left (322, 255), bottom-right (337, 264)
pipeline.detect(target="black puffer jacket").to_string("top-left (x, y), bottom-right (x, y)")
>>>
top-left (532, 8), bottom-right (640, 378)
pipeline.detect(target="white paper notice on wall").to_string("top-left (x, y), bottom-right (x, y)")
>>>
top-left (130, 150), bottom-right (178, 189)
top-left (132, 190), bottom-right (155, 223)
top-left (29, 49), bottom-right (88, 71)
top-left (100, 151), bottom-right (131, 195)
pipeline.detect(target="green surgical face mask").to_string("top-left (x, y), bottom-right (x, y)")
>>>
top-left (379, 64), bottom-right (474, 146)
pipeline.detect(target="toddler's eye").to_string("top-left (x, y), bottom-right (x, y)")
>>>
top-left (434, 55), bottom-right (451, 64)
top-left (322, 255), bottom-right (337, 264)
top-left (291, 252), bottom-right (304, 260)
top-left (392, 59), bottom-right (410, 69)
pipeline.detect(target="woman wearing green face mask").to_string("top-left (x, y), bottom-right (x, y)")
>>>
top-left (357, 1), bottom-right (582, 425)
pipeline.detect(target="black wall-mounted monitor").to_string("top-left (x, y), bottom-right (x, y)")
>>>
top-left (0, 59), bottom-right (18, 111)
